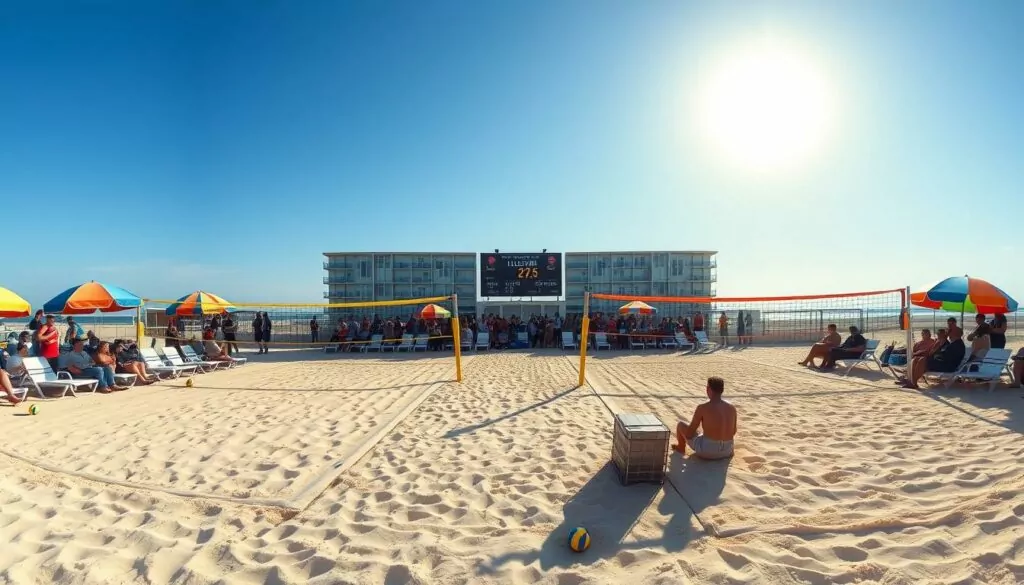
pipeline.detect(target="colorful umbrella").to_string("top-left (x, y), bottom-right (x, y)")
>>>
top-left (910, 275), bottom-right (1018, 314)
top-left (619, 301), bottom-right (658, 315)
top-left (165, 291), bottom-right (236, 316)
top-left (418, 304), bottom-right (451, 319)
top-left (0, 286), bottom-right (31, 318)
top-left (43, 281), bottom-right (142, 314)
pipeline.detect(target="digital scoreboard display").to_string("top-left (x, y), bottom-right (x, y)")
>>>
top-left (479, 253), bottom-right (563, 297)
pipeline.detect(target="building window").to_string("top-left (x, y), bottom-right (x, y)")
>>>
top-left (375, 255), bottom-right (390, 269)
top-left (360, 262), bottom-right (371, 278)
top-left (375, 284), bottom-right (386, 297)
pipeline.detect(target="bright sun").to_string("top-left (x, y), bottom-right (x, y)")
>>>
top-left (697, 42), bottom-right (836, 171)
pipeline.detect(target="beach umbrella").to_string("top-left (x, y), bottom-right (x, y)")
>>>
top-left (0, 286), bottom-right (31, 318)
top-left (910, 275), bottom-right (1018, 319)
top-left (619, 301), bottom-right (657, 315)
top-left (418, 304), bottom-right (451, 319)
top-left (43, 281), bottom-right (142, 314)
top-left (165, 290), bottom-right (236, 316)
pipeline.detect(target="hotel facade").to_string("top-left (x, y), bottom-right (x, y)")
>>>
top-left (322, 251), bottom-right (717, 317)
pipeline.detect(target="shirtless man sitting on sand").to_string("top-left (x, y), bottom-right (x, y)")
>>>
top-left (797, 323), bottom-right (841, 367)
top-left (673, 376), bottom-right (736, 460)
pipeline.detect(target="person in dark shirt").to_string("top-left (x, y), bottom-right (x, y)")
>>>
top-left (989, 313), bottom-right (1007, 349)
top-left (901, 327), bottom-right (966, 389)
top-left (819, 326), bottom-right (867, 370)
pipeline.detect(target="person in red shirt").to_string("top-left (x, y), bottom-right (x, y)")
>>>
top-left (37, 314), bottom-right (60, 370)
top-left (693, 312), bottom-right (705, 332)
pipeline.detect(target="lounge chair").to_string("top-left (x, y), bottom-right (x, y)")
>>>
top-left (594, 333), bottom-right (611, 350)
top-left (140, 348), bottom-right (194, 378)
top-left (675, 333), bottom-right (696, 352)
top-left (561, 331), bottom-right (577, 351)
top-left (460, 333), bottom-right (472, 352)
top-left (629, 334), bottom-right (646, 350)
top-left (921, 351), bottom-right (973, 388)
top-left (361, 334), bottom-right (383, 352)
top-left (6, 386), bottom-right (29, 403)
top-left (183, 345), bottom-right (243, 368)
top-left (949, 348), bottom-right (1013, 391)
top-left (660, 334), bottom-right (677, 350)
top-left (694, 331), bottom-right (717, 350)
top-left (22, 356), bottom-right (98, 398)
top-left (475, 332), bottom-right (490, 351)
top-left (834, 340), bottom-right (884, 377)
top-left (413, 335), bottom-right (428, 352)
top-left (396, 334), bottom-right (414, 352)
top-left (165, 347), bottom-right (222, 373)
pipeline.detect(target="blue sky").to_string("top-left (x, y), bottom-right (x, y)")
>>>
top-left (3, 1), bottom-right (1022, 308)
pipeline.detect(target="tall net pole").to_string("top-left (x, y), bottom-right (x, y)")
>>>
top-left (905, 286), bottom-right (913, 357)
top-left (578, 291), bottom-right (591, 387)
top-left (452, 294), bottom-right (463, 382)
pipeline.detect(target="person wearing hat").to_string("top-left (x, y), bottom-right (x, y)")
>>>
top-left (58, 336), bottom-right (123, 393)
top-left (37, 314), bottom-right (61, 371)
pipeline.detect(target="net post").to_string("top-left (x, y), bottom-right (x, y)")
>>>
top-left (136, 303), bottom-right (144, 345)
top-left (578, 292), bottom-right (591, 387)
top-left (452, 294), bottom-right (463, 383)
top-left (905, 286), bottom-right (913, 358)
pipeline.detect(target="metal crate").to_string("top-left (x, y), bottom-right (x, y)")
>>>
top-left (612, 413), bottom-right (670, 485)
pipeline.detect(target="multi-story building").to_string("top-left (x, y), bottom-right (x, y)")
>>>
top-left (322, 250), bottom-right (716, 317)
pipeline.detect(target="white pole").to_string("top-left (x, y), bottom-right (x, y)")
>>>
top-left (905, 286), bottom-right (913, 355)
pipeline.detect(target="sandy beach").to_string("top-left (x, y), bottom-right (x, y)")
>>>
top-left (3, 346), bottom-right (1024, 584)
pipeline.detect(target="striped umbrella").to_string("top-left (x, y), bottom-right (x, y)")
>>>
top-left (619, 301), bottom-right (657, 315)
top-left (418, 304), bottom-right (451, 319)
top-left (0, 286), bottom-right (31, 318)
top-left (165, 291), bottom-right (236, 316)
top-left (910, 276), bottom-right (1018, 314)
top-left (44, 281), bottom-right (142, 314)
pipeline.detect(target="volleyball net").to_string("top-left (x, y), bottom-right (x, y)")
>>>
top-left (577, 287), bottom-right (909, 384)
top-left (140, 295), bottom-right (466, 380)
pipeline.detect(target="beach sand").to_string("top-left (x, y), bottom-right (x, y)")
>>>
top-left (3, 347), bottom-right (1024, 584)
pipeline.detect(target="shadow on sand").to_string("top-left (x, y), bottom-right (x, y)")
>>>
top-left (480, 456), bottom-right (728, 574)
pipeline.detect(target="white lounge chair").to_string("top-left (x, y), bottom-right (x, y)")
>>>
top-left (694, 331), bottom-right (717, 350)
top-left (396, 334), bottom-right (414, 352)
top-left (167, 347), bottom-right (222, 372)
top-left (835, 340), bottom-right (884, 376)
top-left (6, 386), bottom-right (29, 403)
top-left (180, 346), bottom-right (237, 368)
top-left (460, 333), bottom-right (473, 352)
top-left (140, 348), bottom-right (194, 378)
top-left (921, 351), bottom-right (973, 388)
top-left (660, 334), bottom-right (677, 350)
top-left (561, 331), bottom-right (577, 351)
top-left (675, 333), bottom-right (696, 352)
top-left (362, 334), bottom-right (383, 352)
top-left (22, 356), bottom-right (98, 398)
top-left (413, 335), bottom-right (428, 352)
top-left (629, 334), bottom-right (645, 350)
top-left (594, 333), bottom-right (611, 351)
top-left (949, 348), bottom-right (1013, 391)
top-left (475, 332), bottom-right (490, 351)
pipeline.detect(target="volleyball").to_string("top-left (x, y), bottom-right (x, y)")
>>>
top-left (28, 404), bottom-right (39, 415)
top-left (567, 527), bottom-right (590, 552)
top-left (185, 378), bottom-right (194, 388)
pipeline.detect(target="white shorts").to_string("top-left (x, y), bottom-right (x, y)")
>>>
top-left (687, 435), bottom-right (734, 460)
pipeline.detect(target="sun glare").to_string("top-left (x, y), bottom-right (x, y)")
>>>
top-left (697, 42), bottom-right (836, 171)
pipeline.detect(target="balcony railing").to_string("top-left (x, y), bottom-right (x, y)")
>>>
top-left (323, 276), bottom-right (356, 284)
top-left (323, 262), bottom-right (354, 270)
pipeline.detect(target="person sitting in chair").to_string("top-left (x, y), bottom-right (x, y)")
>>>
top-left (900, 327), bottom-right (965, 389)
top-left (672, 376), bottom-right (736, 460)
top-left (797, 323), bottom-right (842, 367)
top-left (202, 328), bottom-right (233, 362)
top-left (818, 326), bottom-right (867, 370)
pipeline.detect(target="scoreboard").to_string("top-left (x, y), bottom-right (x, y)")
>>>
top-left (479, 253), bottom-right (563, 298)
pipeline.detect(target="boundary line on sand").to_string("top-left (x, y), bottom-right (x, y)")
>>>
top-left (0, 357), bottom-right (473, 514)
top-left (287, 356), bottom-right (474, 511)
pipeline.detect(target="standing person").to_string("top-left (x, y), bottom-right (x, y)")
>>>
top-left (260, 311), bottom-right (272, 353)
top-left (736, 311), bottom-right (746, 346)
top-left (989, 313), bottom-right (1007, 349)
top-left (310, 316), bottom-right (320, 344)
top-left (37, 314), bottom-right (60, 371)
top-left (252, 312), bottom-right (265, 354)
top-left (554, 313), bottom-right (563, 348)
top-left (222, 313), bottom-right (238, 355)
top-left (744, 312), bottom-right (753, 345)
top-left (27, 309), bottom-right (44, 356)
top-left (64, 316), bottom-right (84, 346)
top-left (693, 312), bottom-right (704, 332)
top-left (718, 311), bottom-right (728, 346)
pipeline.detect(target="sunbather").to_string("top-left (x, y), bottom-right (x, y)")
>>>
top-left (798, 323), bottom-right (842, 367)
top-left (900, 328), bottom-right (965, 389)
top-left (818, 326), bottom-right (867, 370)
top-left (113, 340), bottom-right (157, 384)
top-left (672, 376), bottom-right (736, 460)
top-left (59, 337), bottom-right (126, 393)
top-left (1, 369), bottom-right (23, 405)
top-left (203, 331), bottom-right (233, 362)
